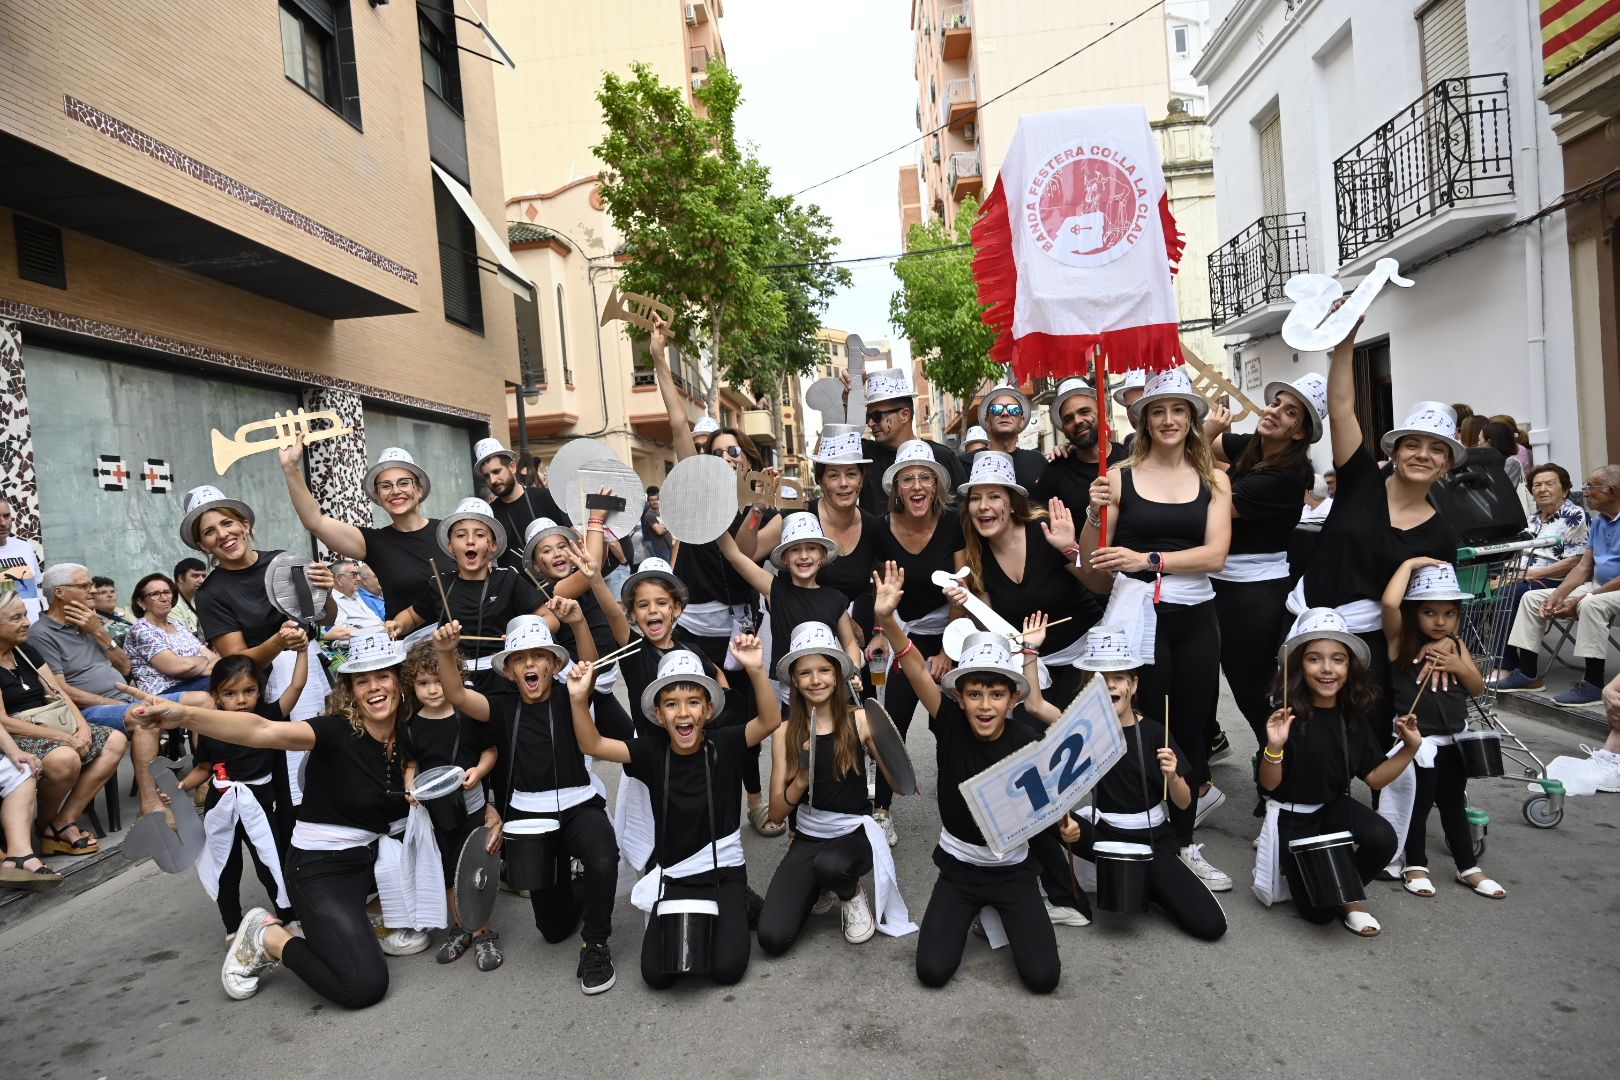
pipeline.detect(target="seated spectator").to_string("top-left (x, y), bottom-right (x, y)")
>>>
top-left (171, 557), bottom-right (207, 635)
top-left (122, 573), bottom-right (218, 695)
top-left (323, 559), bottom-right (382, 641)
top-left (92, 576), bottom-right (134, 646)
top-left (357, 562), bottom-right (386, 621)
top-left (1494, 465), bottom-right (1620, 707)
top-left (0, 497), bottom-right (43, 623)
top-left (1, 722), bottom-right (61, 888)
top-left (1486, 464), bottom-right (1588, 669)
top-left (0, 583), bottom-right (127, 856)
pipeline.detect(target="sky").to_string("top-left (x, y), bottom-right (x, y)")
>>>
top-left (721, 0), bottom-right (918, 367)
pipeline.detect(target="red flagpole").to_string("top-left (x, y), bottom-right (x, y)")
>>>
top-left (1092, 345), bottom-right (1110, 542)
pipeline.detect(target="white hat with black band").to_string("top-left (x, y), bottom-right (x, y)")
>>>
top-left (436, 496), bottom-right (508, 557)
top-left (640, 649), bottom-right (725, 722)
top-left (364, 447), bottom-right (432, 507)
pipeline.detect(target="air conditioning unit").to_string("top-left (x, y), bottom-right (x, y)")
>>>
top-left (685, 4), bottom-right (698, 26)
top-left (962, 122), bottom-right (977, 143)
top-left (692, 74), bottom-right (709, 89)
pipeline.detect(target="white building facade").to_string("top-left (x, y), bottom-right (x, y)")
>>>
top-left (1194, 0), bottom-right (1580, 475)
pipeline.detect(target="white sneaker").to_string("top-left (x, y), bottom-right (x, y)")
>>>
top-left (841, 887), bottom-right (876, 944)
top-left (1583, 746), bottom-right (1620, 793)
top-left (872, 809), bottom-right (898, 848)
top-left (221, 907), bottom-right (278, 1000)
top-left (811, 889), bottom-right (837, 916)
top-left (1044, 898), bottom-right (1090, 927)
top-left (1179, 844), bottom-right (1233, 892)
top-left (381, 927), bottom-right (431, 956)
top-left (1194, 785), bottom-right (1226, 826)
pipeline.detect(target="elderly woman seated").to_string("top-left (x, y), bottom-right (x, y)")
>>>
top-left (122, 573), bottom-right (218, 695)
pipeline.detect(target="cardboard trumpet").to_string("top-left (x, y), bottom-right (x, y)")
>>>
top-left (211, 408), bottom-right (354, 474)
top-left (599, 287), bottom-right (675, 334)
top-left (737, 469), bottom-right (808, 512)
top-left (1182, 352), bottom-right (1261, 422)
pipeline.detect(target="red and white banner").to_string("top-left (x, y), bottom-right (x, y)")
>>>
top-left (972, 105), bottom-right (1184, 382)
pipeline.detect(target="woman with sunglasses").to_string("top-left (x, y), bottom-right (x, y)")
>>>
top-left (977, 384), bottom-right (1046, 491)
top-left (859, 369), bottom-right (967, 517)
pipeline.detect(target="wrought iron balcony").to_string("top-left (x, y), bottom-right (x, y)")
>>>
top-left (1208, 213), bottom-right (1308, 329)
top-left (1334, 73), bottom-right (1514, 265)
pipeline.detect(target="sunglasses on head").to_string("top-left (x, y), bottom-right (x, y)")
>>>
top-left (986, 402), bottom-right (1025, 418)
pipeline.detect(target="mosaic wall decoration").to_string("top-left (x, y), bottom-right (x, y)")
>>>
top-left (0, 319), bottom-right (42, 551)
top-left (302, 386), bottom-right (371, 553)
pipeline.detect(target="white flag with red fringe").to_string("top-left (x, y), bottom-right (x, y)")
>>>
top-left (972, 105), bottom-right (1184, 382)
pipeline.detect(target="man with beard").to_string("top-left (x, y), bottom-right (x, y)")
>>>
top-left (1034, 377), bottom-right (1126, 520)
top-left (977, 383), bottom-right (1047, 491)
top-left (473, 438), bottom-right (572, 570)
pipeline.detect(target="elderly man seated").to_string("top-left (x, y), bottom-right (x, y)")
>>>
top-left (1494, 465), bottom-right (1620, 707)
top-left (321, 559), bottom-right (382, 642)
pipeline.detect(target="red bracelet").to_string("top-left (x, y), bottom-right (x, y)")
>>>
top-left (893, 640), bottom-right (915, 665)
top-left (1062, 546), bottom-right (1081, 560)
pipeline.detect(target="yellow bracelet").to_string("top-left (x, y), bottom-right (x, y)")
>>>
top-left (1262, 747), bottom-right (1284, 763)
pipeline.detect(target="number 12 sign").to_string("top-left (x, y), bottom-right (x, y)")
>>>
top-left (959, 676), bottom-right (1126, 857)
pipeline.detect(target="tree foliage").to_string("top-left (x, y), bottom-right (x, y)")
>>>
top-left (889, 196), bottom-right (1001, 401)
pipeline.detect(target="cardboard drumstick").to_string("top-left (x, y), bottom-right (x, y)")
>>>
top-left (425, 559), bottom-right (503, 641)
top-left (1163, 695), bottom-right (1171, 801)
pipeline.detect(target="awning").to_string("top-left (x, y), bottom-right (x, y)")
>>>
top-left (430, 162), bottom-right (535, 302)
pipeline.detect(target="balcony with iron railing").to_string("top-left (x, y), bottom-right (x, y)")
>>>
top-left (1208, 213), bottom-right (1309, 335)
top-left (948, 150), bottom-right (982, 200)
top-left (1333, 73), bottom-right (1516, 271)
top-left (941, 2), bottom-right (972, 61)
top-left (940, 76), bottom-right (976, 131)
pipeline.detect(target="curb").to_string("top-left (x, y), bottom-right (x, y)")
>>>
top-left (1490, 690), bottom-right (1608, 741)
top-left (0, 839), bottom-right (151, 932)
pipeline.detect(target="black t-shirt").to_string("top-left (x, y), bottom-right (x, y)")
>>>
top-left (550, 584), bottom-right (620, 663)
top-left (929, 698), bottom-right (1040, 846)
top-left (675, 509), bottom-right (778, 609)
top-left (767, 577), bottom-right (851, 668)
top-left (1389, 661), bottom-right (1468, 738)
top-left (401, 708), bottom-right (492, 773)
top-left (410, 567), bottom-right (544, 659)
top-left (800, 731), bottom-right (869, 816)
top-left (359, 522), bottom-right (455, 620)
top-left (1222, 434), bottom-right (1313, 557)
top-left (196, 550), bottom-right (288, 650)
top-left (1303, 447), bottom-right (1459, 610)
top-left (490, 485), bottom-right (572, 570)
top-left (620, 631), bottom-right (722, 734)
top-left (807, 501), bottom-right (882, 633)
top-left (487, 691), bottom-right (590, 803)
top-left (860, 438), bottom-right (967, 517)
top-left (877, 515), bottom-right (965, 624)
top-left (1032, 442), bottom-right (1126, 514)
top-left (624, 723), bottom-right (748, 868)
top-left (297, 714), bottom-right (409, 834)
top-left (1261, 706), bottom-right (1386, 804)
top-left (194, 700), bottom-right (282, 782)
top-left (977, 521), bottom-right (1098, 655)
top-left (0, 643), bottom-right (51, 712)
top-left (1093, 717), bottom-right (1188, 815)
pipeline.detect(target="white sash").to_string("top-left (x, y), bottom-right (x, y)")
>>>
top-left (1285, 580), bottom-right (1382, 633)
top-left (197, 774), bottom-right (288, 907)
top-left (1033, 630), bottom-right (1089, 691)
top-left (1374, 737), bottom-right (1443, 868)
top-left (1097, 805), bottom-right (1168, 830)
top-left (511, 784), bottom-right (597, 813)
top-left (678, 601), bottom-right (736, 637)
top-left (612, 774), bottom-right (656, 893)
top-left (796, 806), bottom-right (918, 937)
top-left (1211, 551), bottom-right (1289, 583)
top-left (630, 829), bottom-right (746, 914)
top-left (464, 656), bottom-right (496, 671)
top-left (900, 604), bottom-right (952, 637)
top-left (463, 786), bottom-right (486, 815)
top-left (1252, 798), bottom-right (1325, 906)
top-left (1101, 576), bottom-right (1158, 665)
top-left (291, 809), bottom-right (446, 929)
top-left (937, 826), bottom-right (1028, 867)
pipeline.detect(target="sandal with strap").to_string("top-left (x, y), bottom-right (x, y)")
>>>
top-left (40, 822), bottom-right (98, 857)
top-left (436, 926), bottom-right (474, 965)
top-left (473, 931), bottom-right (504, 972)
top-left (1401, 867), bottom-right (1436, 897)
top-left (0, 852), bottom-right (63, 891)
top-left (1455, 868), bottom-right (1506, 899)
top-left (746, 802), bottom-right (785, 838)
top-left (1342, 910), bottom-right (1382, 937)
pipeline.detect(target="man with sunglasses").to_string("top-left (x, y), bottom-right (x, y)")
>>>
top-left (859, 368), bottom-right (966, 516)
top-left (976, 383), bottom-right (1047, 491)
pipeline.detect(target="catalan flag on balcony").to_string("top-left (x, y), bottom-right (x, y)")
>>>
top-left (971, 105), bottom-right (1184, 383)
top-left (1542, 0), bottom-right (1620, 81)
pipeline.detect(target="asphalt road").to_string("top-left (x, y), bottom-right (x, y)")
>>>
top-left (3, 694), bottom-right (1614, 1080)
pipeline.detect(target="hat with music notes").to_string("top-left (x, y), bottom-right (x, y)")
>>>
top-left (961, 426), bottom-right (990, 450)
top-left (179, 485), bottom-right (256, 551)
top-left (1405, 563), bottom-right (1472, 602)
top-left (1379, 401), bottom-right (1466, 468)
top-left (941, 631), bottom-right (1030, 702)
top-left (522, 516), bottom-right (577, 568)
top-left (1113, 368), bottom-right (1148, 407)
top-left (1049, 377), bottom-right (1098, 432)
top-left (641, 649), bottom-right (726, 722)
top-left (620, 556), bottom-right (688, 605)
top-left (771, 512), bottom-right (838, 570)
top-left (956, 449), bottom-right (1026, 498)
top-left (882, 438), bottom-right (951, 495)
top-left (364, 447), bottom-right (432, 507)
top-left (978, 383), bottom-right (1033, 432)
top-left (1263, 372), bottom-right (1328, 443)
top-left (1278, 607), bottom-right (1370, 669)
top-left (490, 614), bottom-right (569, 677)
top-left (1128, 368), bottom-right (1210, 427)
top-left (335, 627), bottom-right (409, 675)
top-left (1074, 626), bottom-right (1142, 673)
top-left (775, 621), bottom-right (854, 685)
top-left (436, 497), bottom-right (508, 558)
top-left (865, 368), bottom-right (914, 406)
top-left (692, 416), bottom-right (721, 437)
top-left (473, 438), bottom-right (516, 472)
top-left (810, 426), bottom-right (871, 465)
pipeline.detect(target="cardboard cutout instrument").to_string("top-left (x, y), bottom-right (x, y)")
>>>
top-left (600, 287), bottom-right (675, 334)
top-left (212, 409), bottom-right (353, 475)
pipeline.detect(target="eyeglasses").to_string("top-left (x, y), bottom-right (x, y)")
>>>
top-left (141, 589), bottom-right (174, 600)
top-left (896, 471), bottom-right (937, 487)
top-left (712, 446), bottom-right (745, 460)
top-left (866, 406), bottom-right (907, 422)
top-left (58, 581), bottom-right (93, 592)
top-left (986, 402), bottom-right (1025, 418)
top-left (375, 478), bottom-right (418, 494)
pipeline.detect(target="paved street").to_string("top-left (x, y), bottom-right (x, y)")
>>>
top-left (3, 694), bottom-right (1614, 1080)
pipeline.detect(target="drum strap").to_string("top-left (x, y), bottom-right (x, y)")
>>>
top-left (1130, 721), bottom-right (1159, 848)
top-left (657, 742), bottom-right (719, 907)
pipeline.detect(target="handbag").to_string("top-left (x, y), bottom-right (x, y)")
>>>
top-left (12, 651), bottom-right (80, 735)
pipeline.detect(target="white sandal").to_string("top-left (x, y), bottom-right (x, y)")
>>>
top-left (1401, 868), bottom-right (1436, 897)
top-left (1342, 910), bottom-right (1382, 937)
top-left (1455, 868), bottom-right (1506, 898)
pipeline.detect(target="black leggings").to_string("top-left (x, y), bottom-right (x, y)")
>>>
top-left (1212, 576), bottom-right (1292, 745)
top-left (874, 632), bottom-right (942, 809)
top-left (1277, 795), bottom-right (1397, 924)
top-left (1028, 825), bottom-right (1090, 917)
top-left (1405, 748), bottom-right (1476, 873)
top-left (507, 799), bottom-right (619, 946)
top-left (1136, 600), bottom-right (1221, 844)
top-left (280, 845), bottom-right (389, 1009)
top-left (915, 850), bottom-right (1059, 994)
top-left (204, 784), bottom-right (293, 933)
top-left (1074, 820), bottom-right (1226, 941)
top-left (641, 866), bottom-right (752, 988)
top-left (757, 829), bottom-right (874, 955)
top-left (688, 632), bottom-right (763, 795)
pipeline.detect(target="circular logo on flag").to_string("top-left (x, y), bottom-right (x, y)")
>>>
top-left (1025, 141), bottom-right (1151, 268)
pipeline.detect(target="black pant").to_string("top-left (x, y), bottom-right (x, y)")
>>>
top-left (1213, 576), bottom-right (1292, 745)
top-left (1277, 795), bottom-right (1396, 924)
top-left (757, 829), bottom-right (874, 956)
top-left (689, 632), bottom-right (763, 795)
top-left (1136, 600), bottom-right (1221, 845)
top-left (1074, 820), bottom-right (1225, 941)
top-left (1405, 748), bottom-right (1476, 873)
top-left (508, 798), bottom-right (619, 946)
top-left (874, 632), bottom-right (941, 809)
top-left (915, 849), bottom-right (1059, 994)
top-left (281, 845), bottom-right (390, 1009)
top-left (640, 866), bottom-right (751, 988)
top-left (204, 783), bottom-right (293, 933)
top-left (1028, 825), bottom-right (1091, 917)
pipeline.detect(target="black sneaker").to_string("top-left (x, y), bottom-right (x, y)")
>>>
top-left (1207, 730), bottom-right (1232, 764)
top-left (578, 942), bottom-right (616, 995)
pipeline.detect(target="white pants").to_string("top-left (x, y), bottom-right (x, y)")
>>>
top-left (1507, 582), bottom-right (1620, 662)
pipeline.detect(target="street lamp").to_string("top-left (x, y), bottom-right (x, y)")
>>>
top-left (503, 376), bottom-right (543, 469)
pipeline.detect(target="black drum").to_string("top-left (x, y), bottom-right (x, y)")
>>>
top-left (411, 765), bottom-right (468, 833)
top-left (657, 898), bottom-right (718, 975)
top-left (1288, 831), bottom-right (1364, 908)
top-left (503, 818), bottom-right (563, 892)
top-left (1094, 841), bottom-right (1153, 913)
top-left (1454, 730), bottom-right (1505, 778)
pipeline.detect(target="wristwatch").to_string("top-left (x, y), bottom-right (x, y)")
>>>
top-left (1147, 551), bottom-right (1163, 572)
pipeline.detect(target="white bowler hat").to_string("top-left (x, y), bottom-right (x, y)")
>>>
top-left (522, 516), bottom-right (576, 565)
top-left (1278, 607), bottom-right (1370, 669)
top-left (882, 438), bottom-right (952, 495)
top-left (961, 425), bottom-right (990, 449)
top-left (771, 512), bottom-right (838, 569)
top-left (334, 627), bottom-right (409, 675)
top-left (436, 496), bottom-right (508, 557)
top-left (692, 416), bottom-right (721, 437)
top-left (365, 447), bottom-right (432, 506)
top-left (978, 383), bottom-right (1033, 430)
top-left (640, 649), bottom-right (725, 722)
top-left (941, 631), bottom-right (1030, 701)
top-left (473, 437), bottom-right (515, 472)
top-left (490, 614), bottom-right (569, 677)
top-left (1074, 626), bottom-right (1142, 673)
top-left (810, 427), bottom-right (871, 465)
top-left (1112, 368), bottom-right (1147, 407)
top-left (1128, 369), bottom-right (1210, 427)
top-left (957, 449), bottom-right (1026, 498)
top-left (621, 556), bottom-right (687, 605)
top-left (1405, 563), bottom-right (1473, 602)
top-left (1263, 372), bottom-right (1328, 444)
top-left (179, 485), bottom-right (255, 551)
top-left (865, 368), bottom-right (915, 406)
top-left (775, 621), bottom-right (855, 685)
top-left (1380, 401), bottom-right (1466, 468)
top-left (1049, 377), bottom-right (1098, 431)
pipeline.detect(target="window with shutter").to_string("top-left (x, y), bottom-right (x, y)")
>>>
top-left (1419, 0), bottom-right (1469, 88)
top-left (1258, 113), bottom-right (1286, 219)
top-left (433, 174), bottom-right (483, 333)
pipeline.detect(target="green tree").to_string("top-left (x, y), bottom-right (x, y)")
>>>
top-left (889, 196), bottom-right (1001, 401)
